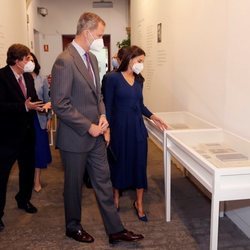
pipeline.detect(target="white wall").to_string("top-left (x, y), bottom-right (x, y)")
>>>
top-left (131, 1), bottom-right (173, 114)
top-left (0, 0), bottom-right (28, 67)
top-left (27, 0), bottom-right (129, 76)
top-left (225, 0), bottom-right (250, 140)
top-left (131, 0), bottom-right (250, 141)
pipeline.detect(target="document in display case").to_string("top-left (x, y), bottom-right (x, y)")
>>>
top-left (165, 129), bottom-right (250, 250)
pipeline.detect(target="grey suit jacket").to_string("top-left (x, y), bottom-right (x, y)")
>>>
top-left (51, 43), bottom-right (105, 152)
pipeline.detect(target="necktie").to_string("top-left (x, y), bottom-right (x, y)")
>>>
top-left (85, 52), bottom-right (94, 83)
top-left (18, 76), bottom-right (27, 98)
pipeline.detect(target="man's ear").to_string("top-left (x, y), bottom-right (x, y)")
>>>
top-left (15, 59), bottom-right (20, 66)
top-left (83, 30), bottom-right (89, 38)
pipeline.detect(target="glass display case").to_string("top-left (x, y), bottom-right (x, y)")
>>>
top-left (165, 129), bottom-right (250, 250)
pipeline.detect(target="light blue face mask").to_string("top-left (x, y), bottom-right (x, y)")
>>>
top-left (111, 58), bottom-right (119, 69)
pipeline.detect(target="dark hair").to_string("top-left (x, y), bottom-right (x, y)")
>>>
top-left (117, 47), bottom-right (128, 61)
top-left (6, 43), bottom-right (30, 66)
top-left (117, 45), bottom-right (146, 82)
top-left (30, 52), bottom-right (41, 75)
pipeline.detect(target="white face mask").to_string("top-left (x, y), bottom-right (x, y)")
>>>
top-left (23, 61), bottom-right (35, 73)
top-left (132, 62), bottom-right (144, 74)
top-left (88, 31), bottom-right (104, 52)
top-left (111, 58), bottom-right (119, 69)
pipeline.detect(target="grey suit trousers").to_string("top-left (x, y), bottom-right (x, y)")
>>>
top-left (60, 136), bottom-right (124, 235)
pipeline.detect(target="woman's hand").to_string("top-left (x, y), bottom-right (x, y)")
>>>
top-left (150, 114), bottom-right (168, 131)
top-left (104, 128), bottom-right (110, 146)
top-left (42, 101), bottom-right (51, 112)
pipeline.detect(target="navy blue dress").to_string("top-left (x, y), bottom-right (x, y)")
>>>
top-left (102, 72), bottom-right (152, 190)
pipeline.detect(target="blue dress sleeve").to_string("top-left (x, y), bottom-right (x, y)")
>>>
top-left (140, 82), bottom-right (153, 118)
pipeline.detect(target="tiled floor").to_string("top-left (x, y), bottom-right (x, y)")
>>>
top-left (0, 140), bottom-right (249, 249)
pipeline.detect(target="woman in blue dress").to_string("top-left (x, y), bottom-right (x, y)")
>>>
top-left (30, 53), bottom-right (52, 192)
top-left (102, 46), bottom-right (168, 221)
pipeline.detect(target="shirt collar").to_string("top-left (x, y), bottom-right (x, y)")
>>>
top-left (72, 40), bottom-right (86, 57)
top-left (9, 65), bottom-right (22, 81)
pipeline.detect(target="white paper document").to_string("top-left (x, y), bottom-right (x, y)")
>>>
top-left (193, 143), bottom-right (250, 168)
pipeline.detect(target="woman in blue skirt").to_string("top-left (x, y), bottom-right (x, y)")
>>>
top-left (30, 53), bottom-right (52, 192)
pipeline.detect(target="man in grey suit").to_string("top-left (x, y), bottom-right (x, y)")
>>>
top-left (51, 12), bottom-right (144, 244)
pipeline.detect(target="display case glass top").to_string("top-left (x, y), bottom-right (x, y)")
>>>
top-left (147, 111), bottom-right (217, 130)
top-left (144, 111), bottom-right (218, 149)
top-left (167, 129), bottom-right (250, 169)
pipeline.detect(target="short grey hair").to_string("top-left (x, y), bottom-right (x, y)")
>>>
top-left (76, 12), bottom-right (105, 35)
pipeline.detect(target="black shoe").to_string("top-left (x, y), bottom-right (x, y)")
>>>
top-left (109, 229), bottom-right (144, 244)
top-left (133, 201), bottom-right (148, 222)
top-left (17, 201), bottom-right (37, 213)
top-left (66, 229), bottom-right (94, 243)
top-left (0, 219), bottom-right (4, 232)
